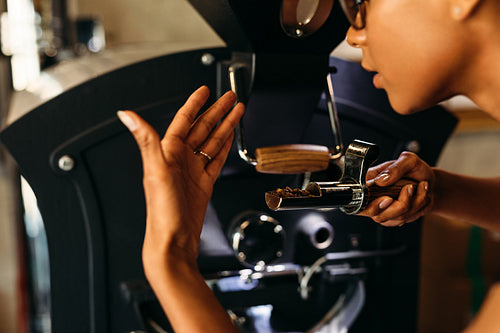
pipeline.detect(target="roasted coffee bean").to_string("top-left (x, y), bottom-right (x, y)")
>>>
top-left (271, 186), bottom-right (311, 198)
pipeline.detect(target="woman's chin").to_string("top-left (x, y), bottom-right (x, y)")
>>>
top-left (387, 95), bottom-right (427, 115)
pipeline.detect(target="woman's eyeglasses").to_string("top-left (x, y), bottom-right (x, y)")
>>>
top-left (339, 0), bottom-right (368, 30)
top-left (280, 0), bottom-right (368, 38)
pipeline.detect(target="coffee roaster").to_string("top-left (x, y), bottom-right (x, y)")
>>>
top-left (0, 1), bottom-right (457, 332)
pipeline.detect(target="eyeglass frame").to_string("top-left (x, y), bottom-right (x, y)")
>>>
top-left (339, 0), bottom-right (368, 30)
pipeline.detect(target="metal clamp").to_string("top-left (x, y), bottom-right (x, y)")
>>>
top-left (339, 140), bottom-right (379, 214)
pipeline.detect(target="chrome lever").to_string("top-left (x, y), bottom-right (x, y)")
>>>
top-left (229, 61), bottom-right (257, 165)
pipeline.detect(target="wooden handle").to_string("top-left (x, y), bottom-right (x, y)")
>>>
top-left (367, 178), bottom-right (419, 202)
top-left (255, 144), bottom-right (330, 174)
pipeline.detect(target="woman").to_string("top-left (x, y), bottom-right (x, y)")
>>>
top-left (346, 0), bottom-right (500, 230)
top-left (117, 0), bottom-right (500, 331)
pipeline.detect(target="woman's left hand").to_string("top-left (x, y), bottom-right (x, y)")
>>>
top-left (358, 151), bottom-right (435, 226)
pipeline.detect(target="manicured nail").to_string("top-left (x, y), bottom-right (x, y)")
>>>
top-left (379, 198), bottom-right (393, 210)
top-left (117, 111), bottom-right (137, 132)
top-left (407, 185), bottom-right (414, 197)
top-left (376, 172), bottom-right (391, 183)
top-left (423, 181), bottom-right (429, 191)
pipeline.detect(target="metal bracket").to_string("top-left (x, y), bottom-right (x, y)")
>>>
top-left (339, 140), bottom-right (379, 215)
top-left (229, 63), bottom-right (345, 169)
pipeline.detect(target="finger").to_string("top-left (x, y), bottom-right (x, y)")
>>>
top-left (117, 110), bottom-right (168, 189)
top-left (373, 152), bottom-right (419, 186)
top-left (358, 196), bottom-right (394, 218)
top-left (205, 131), bottom-right (234, 180)
top-left (398, 181), bottom-right (430, 221)
top-left (185, 90), bottom-right (237, 150)
top-left (366, 161), bottom-right (394, 181)
top-left (193, 149), bottom-right (214, 166)
top-left (371, 184), bottom-right (416, 226)
top-left (195, 102), bottom-right (244, 161)
top-left (166, 86), bottom-right (211, 140)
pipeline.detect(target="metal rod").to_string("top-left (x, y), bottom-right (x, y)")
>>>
top-left (326, 73), bottom-right (343, 158)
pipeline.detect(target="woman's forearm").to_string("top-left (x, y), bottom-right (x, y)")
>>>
top-left (144, 249), bottom-right (238, 333)
top-left (432, 169), bottom-right (500, 232)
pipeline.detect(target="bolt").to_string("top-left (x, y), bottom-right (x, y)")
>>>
top-left (58, 155), bottom-right (75, 171)
top-left (201, 53), bottom-right (215, 66)
top-left (350, 235), bottom-right (359, 248)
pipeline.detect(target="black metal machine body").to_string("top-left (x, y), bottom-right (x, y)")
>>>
top-left (0, 1), bottom-right (457, 332)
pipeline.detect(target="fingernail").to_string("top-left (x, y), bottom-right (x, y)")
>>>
top-left (117, 111), bottom-right (137, 132)
top-left (407, 185), bottom-right (414, 197)
top-left (376, 173), bottom-right (391, 183)
top-left (423, 181), bottom-right (429, 191)
top-left (379, 198), bottom-right (393, 210)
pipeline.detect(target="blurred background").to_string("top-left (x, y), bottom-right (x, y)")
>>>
top-left (1, 1), bottom-right (500, 333)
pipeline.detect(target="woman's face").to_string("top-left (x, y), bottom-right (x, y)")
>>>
top-left (346, 0), bottom-right (468, 114)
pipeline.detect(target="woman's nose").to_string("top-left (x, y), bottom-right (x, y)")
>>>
top-left (345, 26), bottom-right (367, 48)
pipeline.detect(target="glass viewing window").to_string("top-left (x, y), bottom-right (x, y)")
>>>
top-left (281, 0), bottom-right (334, 38)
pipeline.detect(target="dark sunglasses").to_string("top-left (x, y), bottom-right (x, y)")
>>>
top-left (339, 0), bottom-right (368, 30)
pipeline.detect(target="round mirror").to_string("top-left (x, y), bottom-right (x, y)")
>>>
top-left (281, 0), bottom-right (334, 38)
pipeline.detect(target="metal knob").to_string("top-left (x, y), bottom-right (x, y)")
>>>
top-left (296, 213), bottom-right (334, 250)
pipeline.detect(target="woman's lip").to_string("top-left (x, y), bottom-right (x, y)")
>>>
top-left (373, 73), bottom-right (382, 89)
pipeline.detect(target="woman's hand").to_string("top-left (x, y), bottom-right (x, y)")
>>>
top-left (358, 151), bottom-right (436, 226)
top-left (118, 86), bottom-right (243, 333)
top-left (117, 86), bottom-right (244, 265)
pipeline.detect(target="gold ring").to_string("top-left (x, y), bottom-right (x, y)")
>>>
top-left (195, 150), bottom-right (212, 162)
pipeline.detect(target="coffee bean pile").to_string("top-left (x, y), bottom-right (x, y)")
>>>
top-left (271, 186), bottom-right (311, 198)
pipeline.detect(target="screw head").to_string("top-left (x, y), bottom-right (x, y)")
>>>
top-left (58, 155), bottom-right (75, 171)
top-left (201, 53), bottom-right (215, 66)
top-left (350, 235), bottom-right (360, 248)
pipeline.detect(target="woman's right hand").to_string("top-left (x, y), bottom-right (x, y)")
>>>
top-left (358, 151), bottom-right (436, 226)
top-left (118, 86), bottom-right (244, 333)
top-left (117, 86), bottom-right (244, 266)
